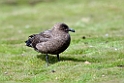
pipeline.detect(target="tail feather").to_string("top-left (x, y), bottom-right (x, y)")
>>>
top-left (25, 39), bottom-right (32, 47)
top-left (25, 34), bottom-right (36, 47)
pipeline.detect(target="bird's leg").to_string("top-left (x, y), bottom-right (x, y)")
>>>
top-left (57, 54), bottom-right (60, 61)
top-left (46, 54), bottom-right (49, 66)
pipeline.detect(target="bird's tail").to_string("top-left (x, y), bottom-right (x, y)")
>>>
top-left (25, 34), bottom-right (36, 47)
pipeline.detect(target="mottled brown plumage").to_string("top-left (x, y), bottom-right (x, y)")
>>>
top-left (25, 23), bottom-right (75, 64)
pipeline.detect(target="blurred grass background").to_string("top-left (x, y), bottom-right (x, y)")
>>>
top-left (0, 0), bottom-right (124, 83)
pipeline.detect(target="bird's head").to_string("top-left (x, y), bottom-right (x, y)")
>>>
top-left (53, 23), bottom-right (75, 33)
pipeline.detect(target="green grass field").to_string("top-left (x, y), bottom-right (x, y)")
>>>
top-left (0, 0), bottom-right (124, 83)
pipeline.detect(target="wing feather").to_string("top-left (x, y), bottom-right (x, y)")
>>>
top-left (25, 30), bottom-right (52, 50)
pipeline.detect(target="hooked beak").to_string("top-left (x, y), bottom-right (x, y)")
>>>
top-left (68, 28), bottom-right (75, 32)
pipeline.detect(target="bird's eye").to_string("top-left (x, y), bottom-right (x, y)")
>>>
top-left (60, 24), bottom-right (69, 31)
top-left (63, 26), bottom-right (67, 29)
top-left (62, 24), bottom-right (68, 29)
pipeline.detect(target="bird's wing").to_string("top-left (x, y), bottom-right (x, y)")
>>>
top-left (34, 30), bottom-right (54, 52)
top-left (39, 29), bottom-right (52, 38)
top-left (33, 30), bottom-right (52, 45)
top-left (25, 30), bottom-right (52, 50)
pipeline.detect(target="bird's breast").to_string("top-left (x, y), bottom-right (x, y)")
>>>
top-left (50, 34), bottom-right (71, 54)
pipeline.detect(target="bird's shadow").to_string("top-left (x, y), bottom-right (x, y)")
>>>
top-left (37, 54), bottom-right (85, 64)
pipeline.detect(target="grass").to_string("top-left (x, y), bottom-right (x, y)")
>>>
top-left (0, 0), bottom-right (124, 83)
